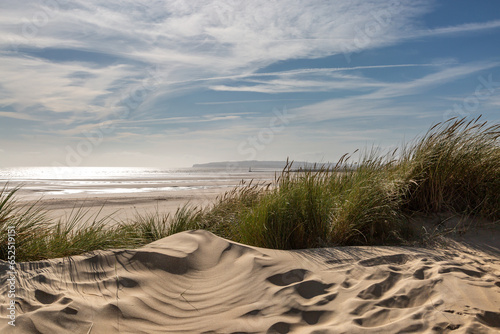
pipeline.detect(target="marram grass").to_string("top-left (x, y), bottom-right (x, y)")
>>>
top-left (1, 117), bottom-right (498, 261)
top-left (401, 117), bottom-right (499, 219)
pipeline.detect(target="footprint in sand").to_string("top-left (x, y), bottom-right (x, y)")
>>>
top-left (356, 271), bottom-right (402, 300)
top-left (375, 279), bottom-right (440, 309)
top-left (264, 269), bottom-right (336, 333)
top-left (412, 265), bottom-right (432, 280)
top-left (266, 269), bottom-right (308, 286)
top-left (34, 290), bottom-right (63, 304)
top-left (267, 269), bottom-right (335, 301)
top-left (438, 266), bottom-right (485, 278)
top-left (358, 254), bottom-right (410, 267)
top-left (295, 280), bottom-right (334, 299)
top-left (267, 321), bottom-right (290, 334)
top-left (476, 311), bottom-right (500, 329)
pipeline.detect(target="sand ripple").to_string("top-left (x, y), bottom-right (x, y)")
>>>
top-left (1, 230), bottom-right (500, 333)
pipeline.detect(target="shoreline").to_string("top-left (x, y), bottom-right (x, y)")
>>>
top-left (7, 171), bottom-right (277, 223)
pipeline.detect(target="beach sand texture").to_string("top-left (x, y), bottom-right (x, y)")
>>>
top-left (1, 230), bottom-right (499, 333)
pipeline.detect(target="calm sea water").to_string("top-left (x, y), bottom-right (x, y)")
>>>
top-left (0, 167), bottom-right (274, 197)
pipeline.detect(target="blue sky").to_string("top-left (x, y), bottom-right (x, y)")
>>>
top-left (1, 0), bottom-right (499, 168)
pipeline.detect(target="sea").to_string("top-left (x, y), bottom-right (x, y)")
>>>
top-left (0, 166), bottom-right (277, 198)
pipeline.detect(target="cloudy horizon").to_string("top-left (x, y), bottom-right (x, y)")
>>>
top-left (1, 0), bottom-right (499, 168)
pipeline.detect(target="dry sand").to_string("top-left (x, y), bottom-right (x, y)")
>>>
top-left (1, 229), bottom-right (499, 333)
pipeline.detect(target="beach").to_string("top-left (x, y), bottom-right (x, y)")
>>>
top-left (0, 167), bottom-right (277, 223)
top-left (2, 0), bottom-right (499, 332)
top-left (1, 161), bottom-right (499, 333)
top-left (1, 229), bottom-right (499, 333)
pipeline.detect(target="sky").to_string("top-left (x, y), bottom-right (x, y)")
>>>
top-left (1, 0), bottom-right (499, 168)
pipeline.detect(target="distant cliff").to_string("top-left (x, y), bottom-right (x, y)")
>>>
top-left (192, 160), bottom-right (331, 169)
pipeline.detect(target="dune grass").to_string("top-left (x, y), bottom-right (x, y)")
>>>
top-left (0, 188), bottom-right (131, 261)
top-left (0, 185), bottom-right (49, 261)
top-left (236, 157), bottom-right (405, 249)
top-left (1, 117), bottom-right (498, 261)
top-left (401, 117), bottom-right (499, 219)
top-left (36, 206), bottom-right (129, 260)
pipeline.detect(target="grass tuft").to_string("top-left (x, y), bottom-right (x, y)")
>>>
top-left (402, 116), bottom-right (499, 220)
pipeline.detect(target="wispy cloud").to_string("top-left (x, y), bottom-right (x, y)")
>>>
top-left (195, 99), bottom-right (315, 105)
top-left (362, 62), bottom-right (500, 100)
top-left (290, 62), bottom-right (500, 122)
top-left (4, 1), bottom-right (495, 120)
top-left (413, 19), bottom-right (500, 38)
top-left (251, 63), bottom-right (443, 77)
top-left (209, 63), bottom-right (442, 94)
top-left (1, 0), bottom-right (499, 167)
top-left (0, 55), bottom-right (133, 117)
top-left (0, 111), bottom-right (39, 121)
top-left (0, 0), bottom-right (431, 122)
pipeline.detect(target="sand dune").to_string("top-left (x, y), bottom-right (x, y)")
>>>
top-left (1, 230), bottom-right (500, 333)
